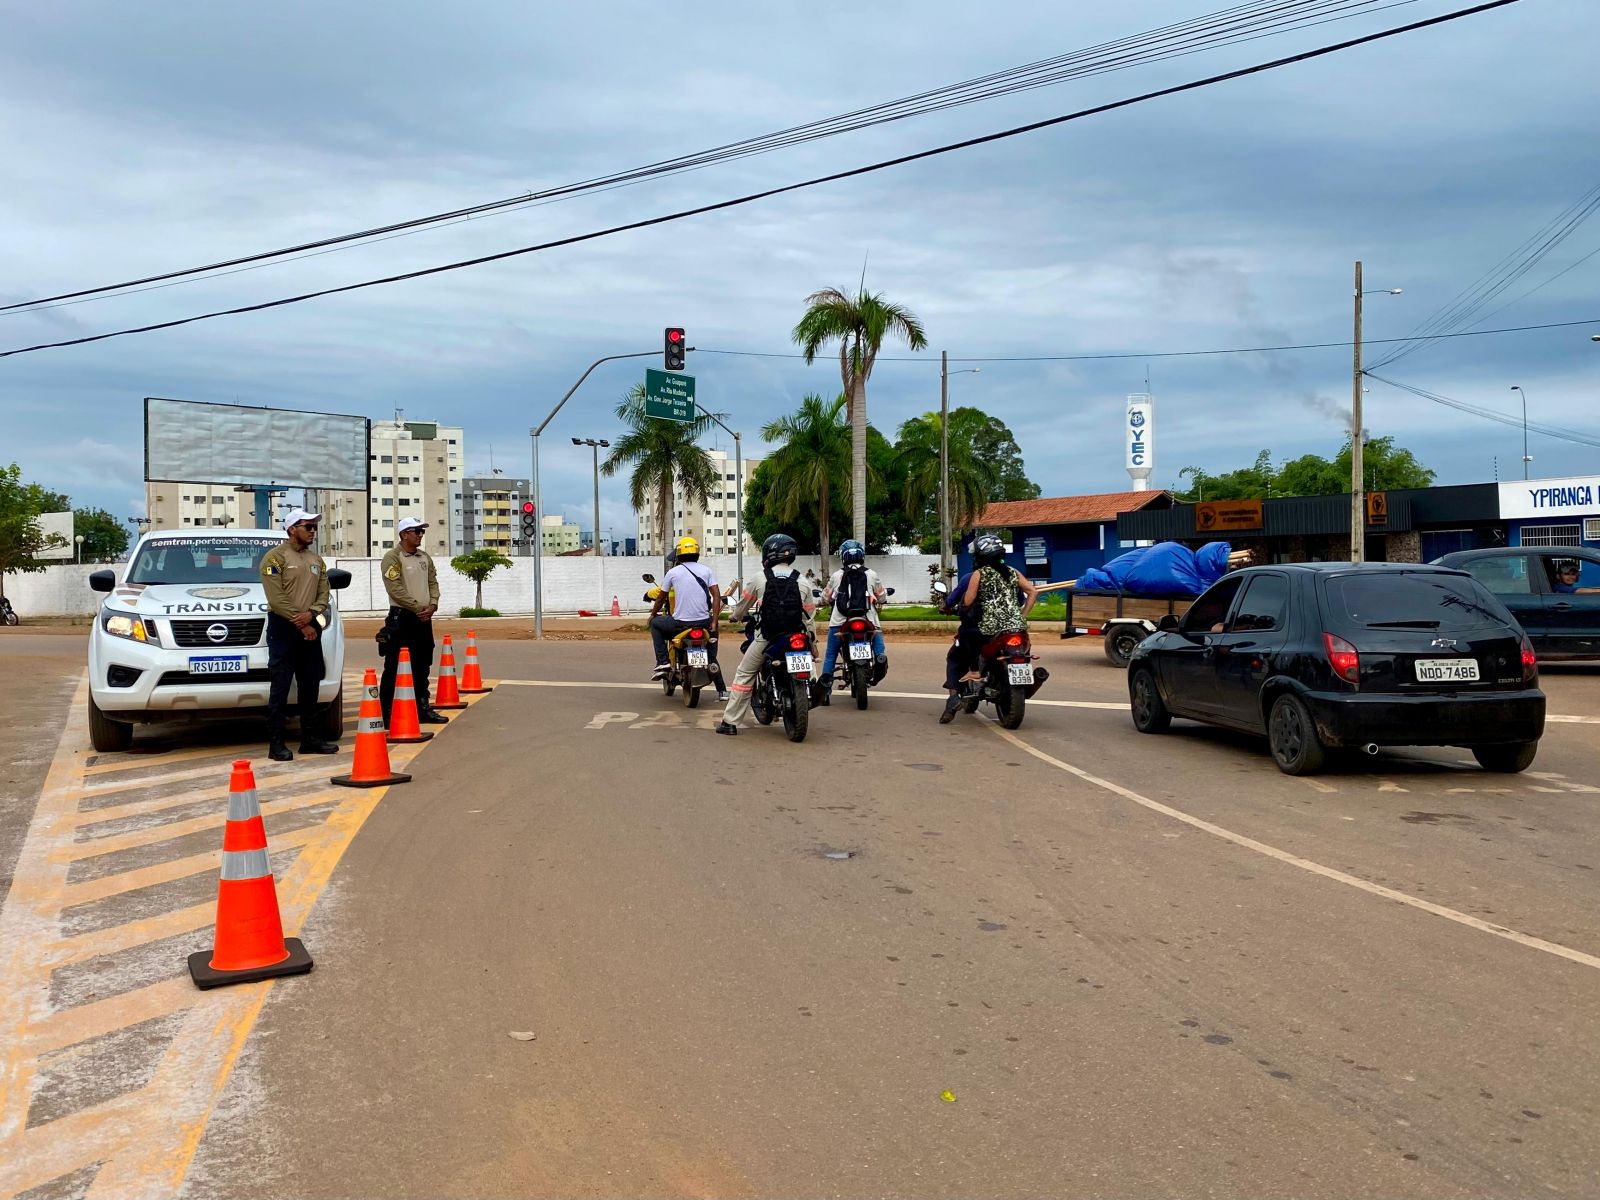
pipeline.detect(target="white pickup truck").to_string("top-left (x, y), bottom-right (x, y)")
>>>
top-left (86, 528), bottom-right (350, 752)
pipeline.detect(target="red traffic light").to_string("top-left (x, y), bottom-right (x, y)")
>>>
top-left (521, 502), bottom-right (535, 514)
top-left (667, 329), bottom-right (683, 343)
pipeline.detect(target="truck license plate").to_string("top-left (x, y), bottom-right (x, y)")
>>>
top-left (1007, 663), bottom-right (1035, 685)
top-left (1415, 658), bottom-right (1479, 683)
top-left (848, 642), bottom-right (872, 661)
top-left (786, 653), bottom-right (813, 675)
top-left (189, 656), bottom-right (246, 675)
top-left (687, 649), bottom-right (709, 668)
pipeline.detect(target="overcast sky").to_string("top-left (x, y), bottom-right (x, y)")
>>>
top-left (2, 0), bottom-right (1596, 542)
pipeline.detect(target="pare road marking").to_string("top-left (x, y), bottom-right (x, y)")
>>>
top-left (988, 723), bottom-right (1600, 974)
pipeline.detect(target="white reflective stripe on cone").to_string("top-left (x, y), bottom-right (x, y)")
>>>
top-left (220, 847), bottom-right (272, 881)
top-left (357, 716), bottom-right (385, 734)
top-left (226, 788), bottom-right (262, 822)
top-left (395, 686), bottom-right (415, 700)
top-left (440, 661), bottom-right (457, 676)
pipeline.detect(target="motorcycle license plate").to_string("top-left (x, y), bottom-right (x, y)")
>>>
top-left (1007, 663), bottom-right (1035, 685)
top-left (848, 642), bottom-right (872, 661)
top-left (1415, 658), bottom-right (1479, 683)
top-left (189, 656), bottom-right (247, 675)
top-left (687, 649), bottom-right (709, 668)
top-left (786, 653), bottom-right (813, 675)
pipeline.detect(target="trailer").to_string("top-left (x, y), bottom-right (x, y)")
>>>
top-left (1050, 584), bottom-right (1197, 667)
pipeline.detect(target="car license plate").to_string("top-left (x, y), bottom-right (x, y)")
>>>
top-left (786, 652), bottom-right (813, 675)
top-left (848, 642), bottom-right (872, 661)
top-left (687, 648), bottom-right (708, 668)
top-left (189, 656), bottom-right (246, 675)
top-left (1415, 658), bottom-right (1479, 683)
top-left (1007, 663), bottom-right (1035, 685)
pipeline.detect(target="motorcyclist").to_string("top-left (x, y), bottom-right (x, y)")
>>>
top-left (816, 539), bottom-right (888, 705)
top-left (649, 537), bottom-right (725, 698)
top-left (939, 534), bottom-right (1037, 723)
top-left (715, 533), bottom-right (817, 736)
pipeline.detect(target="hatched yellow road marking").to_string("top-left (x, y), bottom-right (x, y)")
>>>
top-left (0, 678), bottom-right (484, 1198)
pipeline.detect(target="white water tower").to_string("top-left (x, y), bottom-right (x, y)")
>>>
top-left (1125, 394), bottom-right (1154, 490)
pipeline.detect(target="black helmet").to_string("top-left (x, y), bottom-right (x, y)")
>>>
top-left (840, 539), bottom-right (866, 568)
top-left (762, 533), bottom-right (798, 568)
top-left (973, 534), bottom-right (1007, 566)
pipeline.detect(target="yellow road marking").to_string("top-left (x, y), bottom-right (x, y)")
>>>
top-left (67, 761), bottom-right (335, 830)
top-left (45, 902), bottom-right (215, 969)
top-left (56, 823), bottom-right (323, 909)
top-left (53, 786), bottom-right (338, 864)
top-left (26, 976), bottom-right (200, 1058)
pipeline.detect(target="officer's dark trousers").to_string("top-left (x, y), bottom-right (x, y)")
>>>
top-left (379, 607), bottom-right (435, 720)
top-left (266, 613), bottom-right (326, 742)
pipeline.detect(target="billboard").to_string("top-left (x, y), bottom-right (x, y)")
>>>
top-left (1125, 394), bottom-right (1153, 488)
top-left (144, 398), bottom-right (370, 491)
top-left (34, 511), bottom-right (74, 560)
top-left (1498, 475), bottom-right (1600, 521)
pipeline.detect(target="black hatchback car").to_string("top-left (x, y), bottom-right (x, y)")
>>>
top-left (1127, 563), bottom-right (1546, 775)
top-left (1432, 546), bottom-right (1600, 661)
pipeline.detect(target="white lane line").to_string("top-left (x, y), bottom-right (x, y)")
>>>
top-left (1546, 714), bottom-right (1600, 724)
top-left (988, 724), bottom-right (1600, 973)
top-left (493, 679), bottom-right (1126, 710)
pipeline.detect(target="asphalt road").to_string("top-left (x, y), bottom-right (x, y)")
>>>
top-left (4, 630), bottom-right (1599, 1198)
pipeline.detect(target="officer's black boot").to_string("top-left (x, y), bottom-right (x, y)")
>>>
top-left (268, 739), bottom-right (294, 762)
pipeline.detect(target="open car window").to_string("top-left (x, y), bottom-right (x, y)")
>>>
top-left (1181, 576), bottom-right (1244, 635)
top-left (1543, 555), bottom-right (1600, 594)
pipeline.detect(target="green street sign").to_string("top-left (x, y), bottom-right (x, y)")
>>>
top-left (644, 368), bottom-right (696, 422)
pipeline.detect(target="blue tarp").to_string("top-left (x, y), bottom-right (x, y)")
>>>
top-left (1074, 541), bottom-right (1232, 597)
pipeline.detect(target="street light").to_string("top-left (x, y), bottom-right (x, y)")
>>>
top-left (1510, 386), bottom-right (1532, 479)
top-left (74, 534), bottom-right (84, 565)
top-left (939, 352), bottom-right (980, 581)
top-left (572, 437), bottom-right (610, 559)
top-left (1350, 262), bottom-right (1403, 562)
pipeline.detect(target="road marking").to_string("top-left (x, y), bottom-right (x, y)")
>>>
top-left (1297, 777), bottom-right (1338, 794)
top-left (988, 724), bottom-right (1600, 973)
top-left (0, 679), bottom-right (481, 1197)
top-left (1377, 780), bottom-right (1409, 793)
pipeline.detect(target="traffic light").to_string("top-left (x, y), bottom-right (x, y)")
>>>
top-left (664, 327), bottom-right (686, 371)
top-left (520, 501), bottom-right (537, 545)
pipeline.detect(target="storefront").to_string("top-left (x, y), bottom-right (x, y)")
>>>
top-left (966, 490), bottom-right (1174, 582)
top-left (1500, 474), bottom-right (1600, 549)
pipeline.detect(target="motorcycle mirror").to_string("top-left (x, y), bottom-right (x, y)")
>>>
top-left (641, 573), bottom-right (655, 583)
top-left (885, 587), bottom-right (896, 596)
top-left (931, 581), bottom-right (949, 596)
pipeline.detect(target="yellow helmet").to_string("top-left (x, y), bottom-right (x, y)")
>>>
top-left (675, 536), bottom-right (700, 558)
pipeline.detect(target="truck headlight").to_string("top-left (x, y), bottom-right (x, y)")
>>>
top-left (102, 612), bottom-right (151, 643)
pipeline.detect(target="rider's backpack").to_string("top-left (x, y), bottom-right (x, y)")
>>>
top-left (759, 567), bottom-right (806, 642)
top-left (835, 566), bottom-right (871, 618)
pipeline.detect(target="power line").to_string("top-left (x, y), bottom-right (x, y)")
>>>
top-left (0, 0), bottom-right (1408, 317)
top-left (0, 0), bottom-right (1519, 361)
top-left (1366, 371), bottom-right (1600, 449)
top-left (694, 316), bottom-right (1600, 363)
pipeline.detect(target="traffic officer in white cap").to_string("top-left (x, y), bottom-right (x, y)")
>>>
top-left (259, 508), bottom-right (339, 761)
top-left (378, 516), bottom-right (447, 725)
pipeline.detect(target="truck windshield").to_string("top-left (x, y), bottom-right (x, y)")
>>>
top-left (127, 537), bottom-right (282, 585)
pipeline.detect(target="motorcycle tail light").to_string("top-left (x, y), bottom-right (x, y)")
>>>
top-left (1323, 632), bottom-right (1360, 685)
top-left (689, 628), bottom-right (705, 641)
top-left (848, 619), bottom-right (868, 634)
top-left (788, 633), bottom-right (808, 650)
top-left (1005, 634), bottom-right (1024, 649)
top-left (1521, 637), bottom-right (1538, 684)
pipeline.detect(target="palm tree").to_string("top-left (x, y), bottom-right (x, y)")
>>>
top-left (601, 384), bottom-right (721, 556)
top-left (759, 393), bottom-right (854, 576)
top-left (894, 409), bottom-right (998, 536)
top-left (792, 286), bottom-right (927, 544)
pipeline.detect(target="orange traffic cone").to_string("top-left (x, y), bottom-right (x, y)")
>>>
top-left (433, 634), bottom-right (466, 709)
top-left (333, 668), bottom-right (412, 788)
top-left (387, 648), bottom-right (434, 743)
top-left (187, 759), bottom-right (313, 989)
top-left (610, 595), bottom-right (621, 617)
top-left (459, 629), bottom-right (492, 693)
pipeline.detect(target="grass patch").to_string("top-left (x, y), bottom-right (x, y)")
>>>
top-left (459, 606), bottom-right (501, 618)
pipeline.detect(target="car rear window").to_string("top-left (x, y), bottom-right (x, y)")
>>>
top-left (1325, 572), bottom-right (1514, 632)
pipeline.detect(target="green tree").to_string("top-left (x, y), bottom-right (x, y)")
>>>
top-left (969, 411), bottom-right (1041, 503)
top-left (744, 426), bottom-right (906, 556)
top-left (1177, 437), bottom-right (1436, 502)
top-left (449, 548), bottom-right (513, 610)
top-left (601, 384), bottom-right (721, 557)
top-left (0, 464), bottom-right (59, 596)
top-left (792, 286), bottom-right (927, 545)
top-left (893, 409), bottom-right (995, 537)
top-left (74, 508), bottom-right (129, 562)
top-left (759, 393), bottom-right (855, 576)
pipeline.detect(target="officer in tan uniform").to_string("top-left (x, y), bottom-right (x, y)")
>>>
top-left (259, 508), bottom-right (338, 761)
top-left (379, 516), bottom-right (447, 725)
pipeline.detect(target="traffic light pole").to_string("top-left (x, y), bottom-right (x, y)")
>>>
top-left (530, 349), bottom-right (660, 640)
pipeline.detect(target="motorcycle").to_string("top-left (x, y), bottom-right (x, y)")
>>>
top-left (827, 587), bottom-right (894, 710)
top-left (933, 581), bottom-right (1049, 730)
top-left (661, 623), bottom-right (720, 708)
top-left (748, 626), bottom-right (816, 743)
top-left (0, 596), bottom-right (17, 627)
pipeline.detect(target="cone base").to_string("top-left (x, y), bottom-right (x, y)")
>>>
top-left (459, 686), bottom-right (493, 694)
top-left (331, 770), bottom-right (412, 788)
top-left (188, 937), bottom-right (313, 990)
top-left (432, 700), bottom-right (467, 710)
top-left (386, 731), bottom-right (434, 743)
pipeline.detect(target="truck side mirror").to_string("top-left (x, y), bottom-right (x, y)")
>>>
top-left (89, 570), bottom-right (116, 593)
top-left (327, 568), bottom-right (352, 591)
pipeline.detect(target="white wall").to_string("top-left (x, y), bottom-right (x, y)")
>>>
top-left (4, 556), bottom-right (942, 618)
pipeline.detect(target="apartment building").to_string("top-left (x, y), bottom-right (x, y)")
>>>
top-left (307, 419), bottom-right (464, 558)
top-left (636, 449), bottom-right (761, 558)
top-left (541, 514), bottom-right (582, 554)
top-left (144, 483), bottom-right (264, 531)
top-left (457, 474), bottom-right (531, 556)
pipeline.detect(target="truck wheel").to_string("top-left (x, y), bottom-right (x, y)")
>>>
top-left (1105, 626), bottom-right (1143, 667)
top-left (88, 694), bottom-right (133, 753)
top-left (1472, 742), bottom-right (1538, 773)
top-left (311, 685), bottom-right (345, 741)
top-left (1268, 694), bottom-right (1326, 776)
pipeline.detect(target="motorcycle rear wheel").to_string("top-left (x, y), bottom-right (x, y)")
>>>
top-left (782, 675), bottom-right (809, 742)
top-left (850, 662), bottom-right (870, 710)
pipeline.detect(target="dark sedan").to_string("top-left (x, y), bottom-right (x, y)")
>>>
top-left (1127, 563), bottom-right (1546, 775)
top-left (1432, 546), bottom-right (1600, 660)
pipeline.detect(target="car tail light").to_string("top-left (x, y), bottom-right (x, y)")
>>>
top-left (848, 619), bottom-right (868, 634)
top-left (788, 633), bottom-right (808, 651)
top-left (689, 627), bottom-right (705, 641)
top-left (1323, 632), bottom-right (1360, 685)
top-left (1521, 637), bottom-right (1538, 684)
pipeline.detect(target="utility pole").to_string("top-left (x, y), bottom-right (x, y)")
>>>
top-left (1350, 260), bottom-right (1365, 564)
top-left (940, 350), bottom-right (951, 583)
top-left (1511, 386), bottom-right (1530, 479)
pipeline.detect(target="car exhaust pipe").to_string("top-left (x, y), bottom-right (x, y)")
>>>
top-left (1362, 743), bottom-right (1379, 756)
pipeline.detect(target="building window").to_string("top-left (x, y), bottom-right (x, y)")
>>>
top-left (1520, 523), bottom-right (1583, 547)
top-left (380, 455), bottom-right (392, 463)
